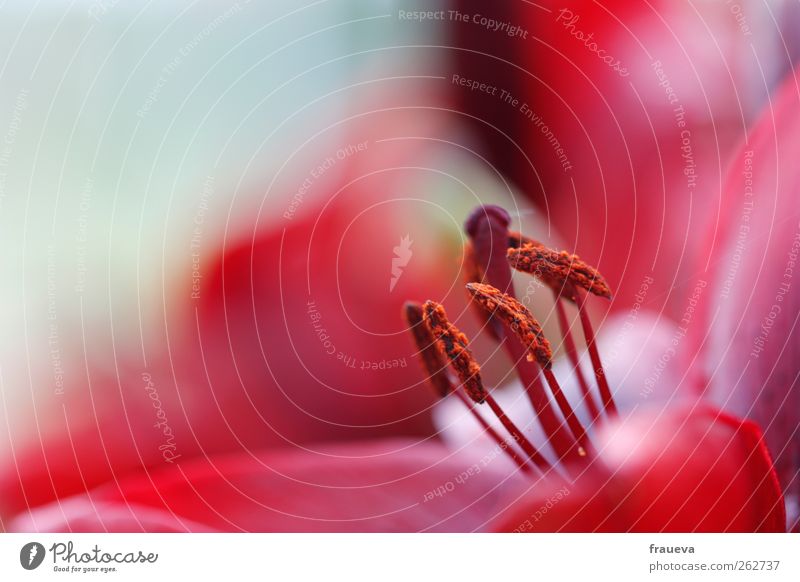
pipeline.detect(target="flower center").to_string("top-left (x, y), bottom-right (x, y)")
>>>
top-left (403, 205), bottom-right (617, 477)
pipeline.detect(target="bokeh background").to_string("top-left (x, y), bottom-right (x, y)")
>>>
top-left (0, 0), bottom-right (798, 529)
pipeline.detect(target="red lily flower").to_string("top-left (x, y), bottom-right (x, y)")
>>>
top-left (689, 65), bottom-right (800, 531)
top-left (9, 205), bottom-right (784, 532)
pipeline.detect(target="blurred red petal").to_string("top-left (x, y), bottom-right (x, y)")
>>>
top-left (0, 105), bottom-right (469, 520)
top-left (491, 407), bottom-right (785, 532)
top-left (454, 0), bottom-right (784, 313)
top-left (10, 441), bottom-right (522, 533)
top-left (690, 65), bottom-right (800, 525)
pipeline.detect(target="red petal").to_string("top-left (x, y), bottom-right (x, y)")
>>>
top-left (491, 406), bottom-right (785, 532)
top-left (690, 65), bottom-right (800, 525)
top-left (454, 1), bottom-right (787, 315)
top-left (0, 105), bottom-right (469, 519)
top-left (9, 441), bottom-right (524, 533)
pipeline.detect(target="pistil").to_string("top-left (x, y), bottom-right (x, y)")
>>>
top-left (465, 207), bottom-right (581, 463)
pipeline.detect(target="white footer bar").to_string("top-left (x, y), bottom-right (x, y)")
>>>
top-left (1, 533), bottom-right (797, 581)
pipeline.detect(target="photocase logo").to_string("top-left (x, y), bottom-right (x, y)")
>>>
top-left (389, 235), bottom-right (413, 292)
top-left (20, 542), bottom-right (46, 570)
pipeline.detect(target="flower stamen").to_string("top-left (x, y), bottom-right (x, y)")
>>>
top-left (464, 206), bottom-right (581, 464)
top-left (508, 230), bottom-right (542, 250)
top-left (507, 244), bottom-right (612, 300)
top-left (421, 301), bottom-right (551, 472)
top-left (574, 287), bottom-right (618, 417)
top-left (404, 205), bottom-right (624, 478)
top-left (421, 301), bottom-right (485, 404)
top-left (508, 243), bottom-right (618, 418)
top-left (465, 282), bottom-right (552, 368)
top-left (454, 391), bottom-right (533, 473)
top-left (403, 302), bottom-right (454, 399)
top-left (552, 288), bottom-right (602, 422)
top-left (462, 242), bottom-right (503, 341)
top-left (404, 302), bottom-right (534, 473)
top-left (466, 283), bottom-right (591, 456)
